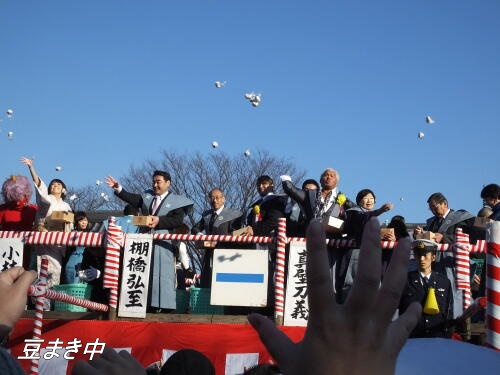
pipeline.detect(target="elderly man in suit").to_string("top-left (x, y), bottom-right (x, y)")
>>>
top-left (192, 188), bottom-right (243, 287)
top-left (414, 192), bottom-right (477, 244)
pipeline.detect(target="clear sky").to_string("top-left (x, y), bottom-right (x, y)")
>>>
top-left (1, 1), bottom-right (498, 223)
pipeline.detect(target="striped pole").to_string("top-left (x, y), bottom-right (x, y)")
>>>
top-left (455, 228), bottom-right (472, 310)
top-left (103, 217), bottom-right (123, 317)
top-left (486, 221), bottom-right (500, 350)
top-left (30, 257), bottom-right (48, 375)
top-left (274, 218), bottom-right (287, 325)
top-left (27, 286), bottom-right (109, 312)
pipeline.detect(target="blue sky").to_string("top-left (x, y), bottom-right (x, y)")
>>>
top-left (1, 1), bottom-right (498, 223)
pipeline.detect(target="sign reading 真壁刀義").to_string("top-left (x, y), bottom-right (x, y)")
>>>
top-left (284, 240), bottom-right (309, 326)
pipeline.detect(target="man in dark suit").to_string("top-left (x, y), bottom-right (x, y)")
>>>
top-left (414, 192), bottom-right (478, 244)
top-left (192, 188), bottom-right (243, 287)
top-left (399, 240), bottom-right (453, 338)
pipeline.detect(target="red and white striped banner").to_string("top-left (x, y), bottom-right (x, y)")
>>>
top-left (274, 218), bottom-right (287, 320)
top-left (287, 237), bottom-right (488, 253)
top-left (0, 230), bottom-right (103, 247)
top-left (486, 221), bottom-right (500, 350)
top-left (455, 228), bottom-right (472, 309)
top-left (153, 233), bottom-right (273, 244)
top-left (0, 228), bottom-right (489, 253)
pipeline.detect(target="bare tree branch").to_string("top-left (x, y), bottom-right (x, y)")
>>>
top-left (66, 149), bottom-right (305, 226)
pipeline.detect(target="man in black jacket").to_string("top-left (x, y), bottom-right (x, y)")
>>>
top-left (243, 175), bottom-right (287, 238)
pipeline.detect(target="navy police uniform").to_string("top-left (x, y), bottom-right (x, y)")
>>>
top-left (400, 270), bottom-right (453, 338)
top-left (399, 240), bottom-right (453, 338)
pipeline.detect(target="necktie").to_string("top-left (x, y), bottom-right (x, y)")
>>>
top-left (434, 217), bottom-right (443, 232)
top-left (422, 275), bottom-right (431, 288)
top-left (209, 212), bottom-right (218, 233)
top-left (150, 196), bottom-right (160, 214)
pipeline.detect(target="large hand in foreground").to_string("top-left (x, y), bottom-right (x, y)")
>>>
top-left (72, 347), bottom-right (146, 375)
top-left (0, 267), bottom-right (37, 335)
top-left (248, 218), bottom-right (421, 375)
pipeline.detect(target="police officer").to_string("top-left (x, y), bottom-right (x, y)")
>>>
top-left (399, 239), bottom-right (453, 338)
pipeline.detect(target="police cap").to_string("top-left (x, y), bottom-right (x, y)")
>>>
top-left (412, 239), bottom-right (437, 256)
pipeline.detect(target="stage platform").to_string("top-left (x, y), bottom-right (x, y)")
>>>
top-left (9, 314), bottom-right (306, 375)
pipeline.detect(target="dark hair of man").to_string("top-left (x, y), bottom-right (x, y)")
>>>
top-left (388, 215), bottom-right (409, 239)
top-left (256, 175), bottom-right (273, 185)
top-left (480, 183), bottom-right (500, 200)
top-left (427, 192), bottom-right (447, 205)
top-left (356, 188), bottom-right (376, 206)
top-left (153, 170), bottom-right (171, 182)
top-left (301, 179), bottom-right (320, 190)
top-left (390, 215), bottom-right (405, 224)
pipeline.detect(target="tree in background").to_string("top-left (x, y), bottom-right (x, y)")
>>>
top-left (66, 183), bottom-right (121, 212)
top-left (65, 149), bottom-right (305, 226)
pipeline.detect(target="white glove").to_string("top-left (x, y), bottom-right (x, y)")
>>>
top-left (280, 175), bottom-right (292, 182)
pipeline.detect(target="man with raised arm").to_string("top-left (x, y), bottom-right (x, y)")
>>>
top-left (105, 171), bottom-right (193, 313)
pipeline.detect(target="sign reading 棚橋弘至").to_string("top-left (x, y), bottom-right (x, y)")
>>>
top-left (284, 240), bottom-right (308, 326)
top-left (118, 233), bottom-right (153, 318)
top-left (0, 238), bottom-right (24, 272)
